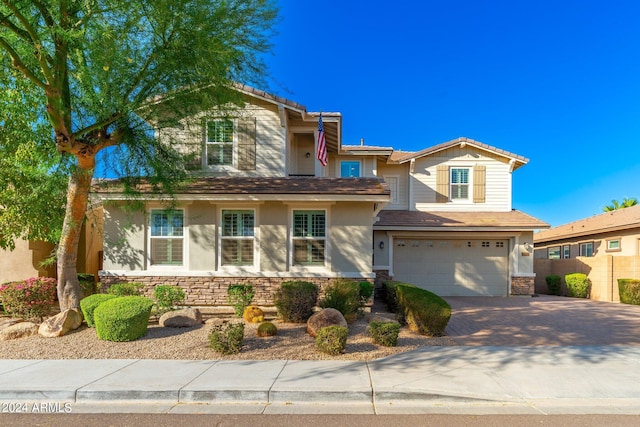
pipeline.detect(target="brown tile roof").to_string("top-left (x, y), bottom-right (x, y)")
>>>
top-left (389, 137), bottom-right (529, 167)
top-left (534, 204), bottom-right (640, 243)
top-left (375, 209), bottom-right (549, 230)
top-left (94, 176), bottom-right (390, 199)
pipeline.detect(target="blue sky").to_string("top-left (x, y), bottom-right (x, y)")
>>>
top-left (263, 0), bottom-right (640, 227)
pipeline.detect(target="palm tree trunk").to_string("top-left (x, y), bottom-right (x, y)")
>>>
top-left (56, 166), bottom-right (93, 311)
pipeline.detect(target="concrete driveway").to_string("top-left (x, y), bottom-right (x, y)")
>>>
top-left (444, 295), bottom-right (640, 346)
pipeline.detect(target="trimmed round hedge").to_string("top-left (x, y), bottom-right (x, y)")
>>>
top-left (80, 293), bottom-right (119, 327)
top-left (94, 296), bottom-right (154, 342)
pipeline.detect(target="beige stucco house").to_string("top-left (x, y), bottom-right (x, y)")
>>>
top-left (94, 85), bottom-right (547, 304)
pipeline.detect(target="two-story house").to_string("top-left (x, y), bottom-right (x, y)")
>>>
top-left (95, 85), bottom-right (547, 304)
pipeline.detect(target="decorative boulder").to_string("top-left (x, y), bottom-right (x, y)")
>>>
top-left (307, 308), bottom-right (348, 338)
top-left (0, 321), bottom-right (39, 341)
top-left (159, 307), bottom-right (203, 328)
top-left (38, 309), bottom-right (83, 338)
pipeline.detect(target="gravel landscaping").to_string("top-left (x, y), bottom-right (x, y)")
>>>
top-left (0, 303), bottom-right (456, 361)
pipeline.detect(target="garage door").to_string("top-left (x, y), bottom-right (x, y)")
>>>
top-left (392, 239), bottom-right (509, 296)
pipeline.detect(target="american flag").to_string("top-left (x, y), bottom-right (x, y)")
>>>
top-left (316, 113), bottom-right (328, 166)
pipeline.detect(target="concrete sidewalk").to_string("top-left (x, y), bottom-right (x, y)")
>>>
top-left (2, 346), bottom-right (640, 415)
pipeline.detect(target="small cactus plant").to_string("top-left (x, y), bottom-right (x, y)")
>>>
top-left (257, 321), bottom-right (278, 337)
top-left (243, 305), bottom-right (264, 323)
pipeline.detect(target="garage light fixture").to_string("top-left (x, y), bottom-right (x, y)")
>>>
top-left (379, 241), bottom-right (384, 250)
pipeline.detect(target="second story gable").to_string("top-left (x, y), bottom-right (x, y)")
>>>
top-left (342, 137), bottom-right (528, 213)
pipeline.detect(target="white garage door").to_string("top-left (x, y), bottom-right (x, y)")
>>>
top-left (393, 239), bottom-right (509, 296)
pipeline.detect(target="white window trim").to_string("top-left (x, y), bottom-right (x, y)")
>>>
top-left (579, 242), bottom-right (594, 257)
top-left (606, 239), bottom-right (621, 252)
top-left (449, 166), bottom-right (473, 203)
top-left (563, 244), bottom-right (571, 259)
top-left (218, 206), bottom-right (259, 273)
top-left (204, 119), bottom-right (238, 171)
top-left (147, 207), bottom-right (187, 270)
top-left (288, 206), bottom-right (330, 272)
top-left (548, 246), bottom-right (560, 260)
top-left (338, 159), bottom-right (362, 177)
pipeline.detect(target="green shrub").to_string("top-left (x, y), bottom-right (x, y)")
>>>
top-left (369, 321), bottom-right (401, 347)
top-left (0, 277), bottom-right (57, 320)
top-left (315, 325), bottom-right (348, 355)
top-left (153, 285), bottom-right (186, 315)
top-left (564, 273), bottom-right (590, 298)
top-left (257, 321), bottom-right (278, 337)
top-left (383, 280), bottom-right (401, 313)
top-left (319, 279), bottom-right (360, 323)
top-left (209, 322), bottom-right (245, 354)
top-left (395, 283), bottom-right (451, 336)
top-left (274, 281), bottom-right (318, 323)
top-left (358, 281), bottom-right (375, 306)
top-left (80, 293), bottom-right (118, 327)
top-left (78, 273), bottom-right (97, 298)
top-left (94, 296), bottom-right (154, 342)
top-left (545, 275), bottom-right (562, 296)
top-left (618, 278), bottom-right (640, 305)
top-left (227, 284), bottom-right (254, 317)
top-left (107, 282), bottom-right (144, 296)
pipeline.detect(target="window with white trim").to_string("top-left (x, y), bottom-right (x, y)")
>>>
top-left (150, 209), bottom-right (184, 266)
top-left (579, 242), bottom-right (594, 257)
top-left (293, 210), bottom-right (326, 265)
top-left (563, 245), bottom-right (571, 259)
top-left (221, 210), bottom-right (255, 266)
top-left (450, 168), bottom-right (470, 200)
top-left (206, 120), bottom-right (234, 166)
top-left (548, 246), bottom-right (560, 260)
top-left (606, 239), bottom-right (621, 251)
top-left (340, 161), bottom-right (361, 177)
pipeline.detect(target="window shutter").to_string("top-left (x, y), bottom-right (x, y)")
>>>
top-left (473, 165), bottom-right (486, 203)
top-left (436, 165), bottom-right (449, 203)
top-left (237, 117), bottom-right (256, 171)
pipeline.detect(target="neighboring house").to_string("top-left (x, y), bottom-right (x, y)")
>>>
top-left (94, 85), bottom-right (547, 304)
top-left (533, 205), bottom-right (640, 301)
top-left (0, 207), bottom-right (103, 284)
top-left (534, 204), bottom-right (640, 259)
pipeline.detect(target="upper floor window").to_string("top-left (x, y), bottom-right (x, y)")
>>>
top-left (150, 209), bottom-right (184, 266)
top-left (579, 242), bottom-right (594, 257)
top-left (206, 120), bottom-right (234, 166)
top-left (293, 210), bottom-right (326, 265)
top-left (384, 175), bottom-right (400, 205)
top-left (450, 168), bottom-right (470, 200)
top-left (221, 210), bottom-right (255, 266)
top-left (340, 161), bottom-right (361, 177)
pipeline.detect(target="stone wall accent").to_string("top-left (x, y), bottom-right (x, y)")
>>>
top-left (100, 275), bottom-right (373, 307)
top-left (511, 275), bottom-right (535, 296)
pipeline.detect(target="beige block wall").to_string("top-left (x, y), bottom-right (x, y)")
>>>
top-left (534, 255), bottom-right (640, 302)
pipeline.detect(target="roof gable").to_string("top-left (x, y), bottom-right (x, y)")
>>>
top-left (389, 137), bottom-right (529, 170)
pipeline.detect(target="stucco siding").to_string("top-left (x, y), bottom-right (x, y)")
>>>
top-left (187, 202), bottom-right (216, 271)
top-left (102, 204), bottom-right (146, 271)
top-left (259, 202), bottom-right (288, 272)
top-left (330, 202), bottom-right (374, 273)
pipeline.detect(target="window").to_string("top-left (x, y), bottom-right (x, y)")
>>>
top-left (579, 242), bottom-right (594, 257)
top-left (340, 161), bottom-right (361, 177)
top-left (563, 245), bottom-right (570, 259)
top-left (150, 210), bottom-right (184, 266)
top-left (293, 210), bottom-right (326, 265)
top-left (548, 246), bottom-right (560, 260)
top-left (450, 168), bottom-right (470, 200)
top-left (221, 210), bottom-right (254, 266)
top-left (607, 239), bottom-right (621, 251)
top-left (206, 120), bottom-right (234, 166)
top-left (384, 175), bottom-right (400, 205)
